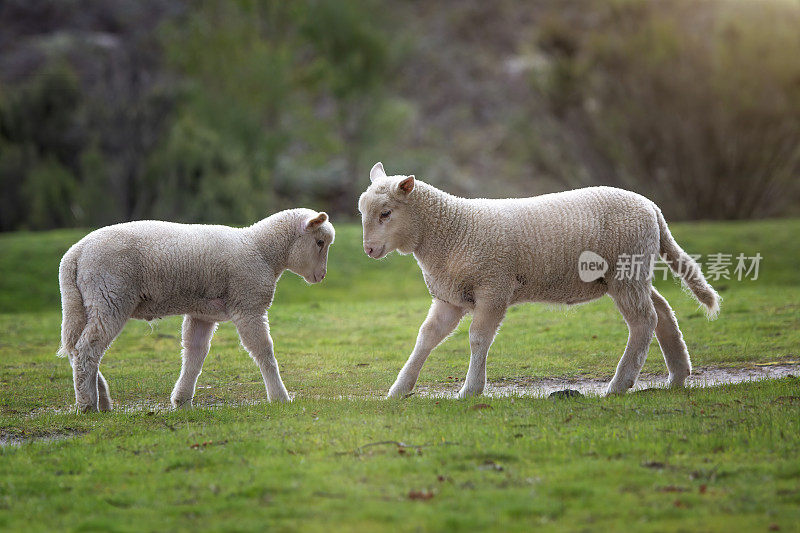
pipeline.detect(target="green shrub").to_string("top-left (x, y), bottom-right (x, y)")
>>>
top-left (534, 0), bottom-right (800, 219)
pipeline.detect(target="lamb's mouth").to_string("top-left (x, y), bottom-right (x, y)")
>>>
top-left (368, 244), bottom-right (387, 259)
top-left (304, 272), bottom-right (325, 284)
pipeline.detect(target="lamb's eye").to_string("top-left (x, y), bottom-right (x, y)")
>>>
top-left (379, 210), bottom-right (391, 220)
top-left (316, 239), bottom-right (324, 248)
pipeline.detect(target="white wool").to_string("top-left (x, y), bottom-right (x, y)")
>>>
top-left (359, 162), bottom-right (720, 398)
top-left (58, 208), bottom-right (334, 412)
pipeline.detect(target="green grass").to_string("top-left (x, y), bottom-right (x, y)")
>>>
top-left (1, 220), bottom-right (799, 531)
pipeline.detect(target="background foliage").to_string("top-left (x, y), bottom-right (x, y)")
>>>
top-left (1, 0), bottom-right (798, 231)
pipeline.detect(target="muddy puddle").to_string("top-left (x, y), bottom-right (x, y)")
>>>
top-left (416, 362), bottom-right (800, 398)
top-left (16, 363), bottom-right (799, 417)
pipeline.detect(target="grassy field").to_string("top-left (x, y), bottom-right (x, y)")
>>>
top-left (1, 219), bottom-right (799, 531)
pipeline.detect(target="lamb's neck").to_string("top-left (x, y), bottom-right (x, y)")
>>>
top-left (247, 211), bottom-right (298, 276)
top-left (410, 183), bottom-right (467, 272)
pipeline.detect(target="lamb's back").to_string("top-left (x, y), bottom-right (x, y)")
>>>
top-left (78, 221), bottom-right (245, 269)
top-left (73, 221), bottom-right (258, 311)
top-left (448, 186), bottom-right (659, 304)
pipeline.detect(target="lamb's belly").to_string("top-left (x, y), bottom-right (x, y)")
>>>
top-left (423, 275), bottom-right (476, 309)
top-left (132, 297), bottom-right (228, 322)
top-left (513, 275), bottom-right (608, 305)
top-left (422, 256), bottom-right (611, 308)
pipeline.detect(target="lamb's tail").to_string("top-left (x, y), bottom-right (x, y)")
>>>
top-left (655, 207), bottom-right (721, 319)
top-left (57, 246), bottom-right (86, 359)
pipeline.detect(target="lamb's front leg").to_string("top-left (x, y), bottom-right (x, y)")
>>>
top-left (233, 314), bottom-right (290, 402)
top-left (388, 299), bottom-right (465, 398)
top-left (171, 316), bottom-right (217, 409)
top-left (459, 303), bottom-right (506, 398)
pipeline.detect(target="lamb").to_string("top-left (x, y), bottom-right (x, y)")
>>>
top-left (57, 209), bottom-right (335, 412)
top-left (358, 162), bottom-right (720, 398)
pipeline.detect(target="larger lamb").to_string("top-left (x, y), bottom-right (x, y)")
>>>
top-left (58, 209), bottom-right (334, 412)
top-left (359, 163), bottom-right (719, 398)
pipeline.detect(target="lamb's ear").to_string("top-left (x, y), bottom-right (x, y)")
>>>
top-left (397, 175), bottom-right (415, 194)
top-left (369, 162), bottom-right (386, 182)
top-left (304, 212), bottom-right (328, 232)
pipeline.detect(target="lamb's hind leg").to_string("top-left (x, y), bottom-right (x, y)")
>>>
top-left (72, 311), bottom-right (128, 412)
top-left (171, 316), bottom-right (218, 409)
top-left (606, 287), bottom-right (657, 395)
top-left (388, 299), bottom-right (465, 398)
top-left (651, 288), bottom-right (691, 388)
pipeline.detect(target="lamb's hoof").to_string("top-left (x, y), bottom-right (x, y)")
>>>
top-left (457, 386), bottom-right (484, 399)
top-left (268, 391), bottom-right (291, 403)
top-left (605, 378), bottom-right (634, 396)
top-left (269, 396), bottom-right (291, 403)
top-left (549, 389), bottom-right (583, 399)
top-left (171, 398), bottom-right (193, 410)
top-left (387, 381), bottom-right (414, 399)
top-left (604, 386), bottom-right (629, 396)
top-left (78, 404), bottom-right (99, 414)
top-left (668, 374), bottom-right (689, 389)
top-left (98, 398), bottom-right (113, 412)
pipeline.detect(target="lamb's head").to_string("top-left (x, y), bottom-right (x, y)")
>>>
top-left (287, 211), bottom-right (335, 284)
top-left (358, 162), bottom-right (418, 259)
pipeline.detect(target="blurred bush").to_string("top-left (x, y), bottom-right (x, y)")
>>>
top-left (0, 0), bottom-right (797, 230)
top-left (0, 64), bottom-right (84, 229)
top-left (529, 0), bottom-right (800, 219)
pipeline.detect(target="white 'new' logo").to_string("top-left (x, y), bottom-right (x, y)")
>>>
top-left (578, 251), bottom-right (608, 282)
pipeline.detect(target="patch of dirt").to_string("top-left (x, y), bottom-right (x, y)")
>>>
top-left (0, 429), bottom-right (84, 447)
top-left (24, 397), bottom-right (272, 418)
top-left (416, 363), bottom-right (800, 398)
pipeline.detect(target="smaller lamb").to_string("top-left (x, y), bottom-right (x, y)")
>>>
top-left (58, 209), bottom-right (334, 412)
top-left (359, 163), bottom-right (720, 398)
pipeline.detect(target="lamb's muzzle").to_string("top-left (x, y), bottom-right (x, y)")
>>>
top-left (364, 243), bottom-right (387, 259)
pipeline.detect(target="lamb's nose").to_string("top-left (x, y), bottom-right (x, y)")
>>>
top-left (365, 245), bottom-right (373, 256)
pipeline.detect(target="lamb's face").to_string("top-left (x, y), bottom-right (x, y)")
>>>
top-left (287, 212), bottom-right (335, 284)
top-left (358, 162), bottom-right (416, 259)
